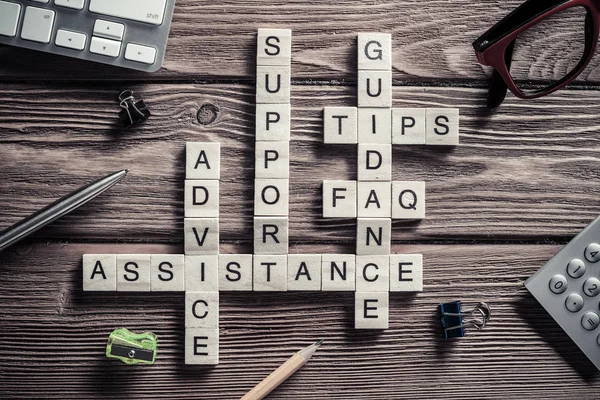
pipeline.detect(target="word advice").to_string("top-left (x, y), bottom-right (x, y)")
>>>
top-left (81, 30), bottom-right (453, 366)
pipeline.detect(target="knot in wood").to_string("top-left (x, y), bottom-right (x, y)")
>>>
top-left (197, 103), bottom-right (219, 125)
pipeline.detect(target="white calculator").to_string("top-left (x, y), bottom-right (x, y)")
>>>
top-left (0, 0), bottom-right (176, 72)
top-left (526, 216), bottom-right (600, 370)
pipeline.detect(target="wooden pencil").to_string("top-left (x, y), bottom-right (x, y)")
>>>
top-left (240, 340), bottom-right (323, 400)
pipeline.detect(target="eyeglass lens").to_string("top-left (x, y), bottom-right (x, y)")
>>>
top-left (508, 6), bottom-right (588, 96)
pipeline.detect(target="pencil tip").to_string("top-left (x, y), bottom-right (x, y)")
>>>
top-left (124, 169), bottom-right (129, 173)
top-left (314, 339), bottom-right (324, 347)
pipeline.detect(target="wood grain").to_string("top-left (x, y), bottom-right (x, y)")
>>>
top-left (0, 242), bottom-right (598, 399)
top-left (2, 1), bottom-right (600, 397)
top-left (2, 84), bottom-right (600, 243)
top-left (2, 0), bottom-right (600, 84)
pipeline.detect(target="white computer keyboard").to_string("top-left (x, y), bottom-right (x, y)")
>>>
top-left (0, 0), bottom-right (176, 72)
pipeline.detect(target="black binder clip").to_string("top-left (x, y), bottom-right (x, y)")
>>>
top-left (440, 301), bottom-right (491, 339)
top-left (118, 90), bottom-right (151, 128)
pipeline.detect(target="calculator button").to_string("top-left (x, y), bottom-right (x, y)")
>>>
top-left (582, 312), bottom-right (600, 331)
top-left (125, 44), bottom-right (157, 65)
top-left (89, 0), bottom-right (167, 26)
top-left (585, 243), bottom-right (600, 263)
top-left (21, 6), bottom-right (55, 44)
top-left (567, 259), bottom-right (586, 279)
top-left (549, 275), bottom-right (568, 294)
top-left (584, 278), bottom-right (600, 297)
top-left (0, 1), bottom-right (21, 37)
top-left (55, 30), bottom-right (87, 51)
top-left (90, 36), bottom-right (121, 58)
top-left (565, 293), bottom-right (584, 313)
top-left (93, 20), bottom-right (125, 41)
top-left (55, 0), bottom-right (85, 10)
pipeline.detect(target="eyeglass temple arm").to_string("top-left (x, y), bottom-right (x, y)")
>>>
top-left (487, 40), bottom-right (515, 108)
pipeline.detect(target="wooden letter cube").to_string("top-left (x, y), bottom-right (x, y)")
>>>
top-left (323, 107), bottom-right (358, 144)
top-left (185, 180), bottom-right (219, 218)
top-left (321, 254), bottom-right (356, 291)
top-left (390, 254), bottom-right (423, 292)
top-left (356, 255), bottom-right (390, 292)
top-left (218, 254), bottom-right (253, 291)
top-left (184, 218), bottom-right (220, 255)
top-left (358, 108), bottom-right (392, 144)
top-left (254, 217), bottom-right (289, 255)
top-left (357, 144), bottom-right (392, 181)
top-left (116, 254), bottom-right (151, 292)
top-left (355, 292), bottom-right (389, 329)
top-left (253, 255), bottom-right (288, 291)
top-left (254, 179), bottom-right (289, 216)
top-left (255, 141), bottom-right (290, 179)
top-left (186, 142), bottom-right (220, 180)
top-left (426, 108), bottom-right (459, 146)
top-left (288, 254), bottom-right (322, 291)
top-left (150, 254), bottom-right (185, 292)
top-left (83, 254), bottom-right (116, 291)
top-left (185, 292), bottom-right (219, 328)
top-left (256, 66), bottom-right (291, 104)
top-left (257, 28), bottom-right (292, 66)
top-left (356, 218), bottom-right (391, 255)
top-left (392, 108), bottom-right (426, 145)
top-left (322, 180), bottom-right (357, 218)
top-left (256, 104), bottom-right (291, 142)
top-left (357, 33), bottom-right (392, 71)
top-left (391, 181), bottom-right (425, 220)
top-left (185, 255), bottom-right (219, 292)
top-left (358, 70), bottom-right (392, 108)
top-left (357, 181), bottom-right (392, 218)
top-left (185, 328), bottom-right (219, 365)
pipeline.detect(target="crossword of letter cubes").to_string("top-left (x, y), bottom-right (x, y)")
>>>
top-left (81, 30), bottom-right (441, 367)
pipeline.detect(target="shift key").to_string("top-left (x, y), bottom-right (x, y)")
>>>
top-left (89, 0), bottom-right (167, 26)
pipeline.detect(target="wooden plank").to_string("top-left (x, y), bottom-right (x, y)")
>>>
top-left (1, 0), bottom-right (599, 84)
top-left (0, 242), bottom-right (596, 399)
top-left (1, 84), bottom-right (600, 242)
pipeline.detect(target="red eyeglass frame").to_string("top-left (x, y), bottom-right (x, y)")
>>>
top-left (473, 0), bottom-right (600, 107)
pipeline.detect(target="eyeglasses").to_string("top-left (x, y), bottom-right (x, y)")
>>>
top-left (473, 0), bottom-right (599, 108)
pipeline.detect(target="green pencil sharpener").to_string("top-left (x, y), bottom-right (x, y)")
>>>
top-left (106, 328), bottom-right (157, 365)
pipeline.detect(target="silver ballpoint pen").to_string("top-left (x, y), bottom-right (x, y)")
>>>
top-left (0, 169), bottom-right (128, 253)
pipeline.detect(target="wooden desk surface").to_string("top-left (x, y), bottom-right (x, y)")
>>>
top-left (2, 0), bottom-right (600, 398)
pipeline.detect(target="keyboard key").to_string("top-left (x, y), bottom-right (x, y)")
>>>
top-left (584, 278), bottom-right (600, 297)
top-left (55, 0), bottom-right (85, 10)
top-left (90, 36), bottom-right (121, 58)
top-left (89, 0), bottom-right (167, 26)
top-left (30, 0), bottom-right (49, 3)
top-left (0, 1), bottom-right (21, 37)
top-left (55, 29), bottom-right (87, 51)
top-left (125, 43), bottom-right (157, 65)
top-left (585, 243), bottom-right (600, 263)
top-left (21, 6), bottom-right (55, 44)
top-left (549, 274), bottom-right (567, 294)
top-left (567, 258), bottom-right (586, 279)
top-left (94, 20), bottom-right (125, 41)
top-left (565, 293), bottom-right (584, 313)
top-left (582, 312), bottom-right (600, 331)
